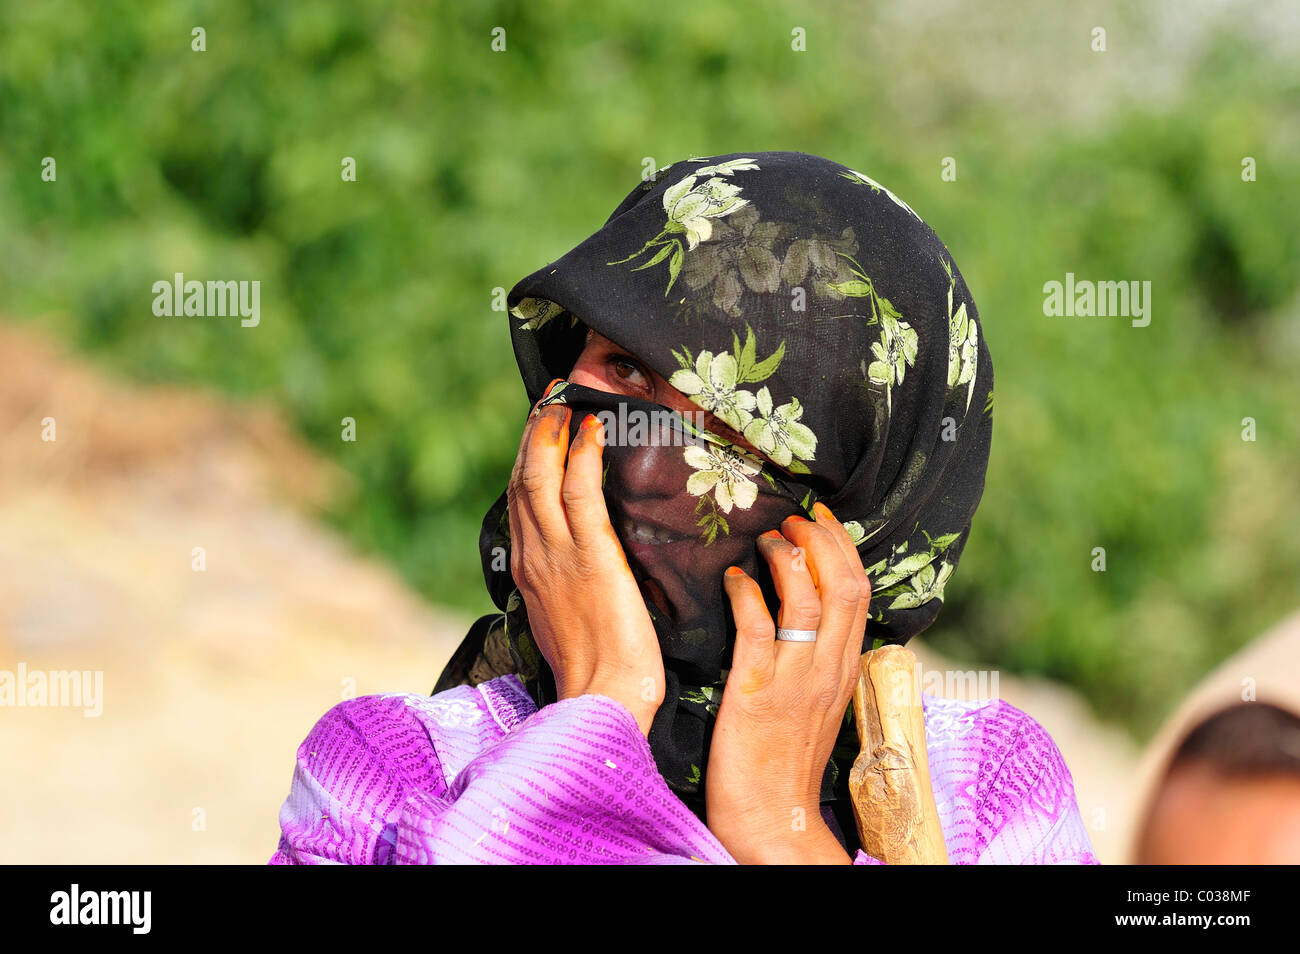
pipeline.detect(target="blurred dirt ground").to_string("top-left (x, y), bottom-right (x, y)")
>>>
top-left (0, 324), bottom-right (1138, 863)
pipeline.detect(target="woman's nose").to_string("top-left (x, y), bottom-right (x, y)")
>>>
top-left (608, 439), bottom-right (691, 500)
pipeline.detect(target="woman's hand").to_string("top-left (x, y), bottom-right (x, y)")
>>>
top-left (506, 386), bottom-right (665, 736)
top-left (705, 502), bottom-right (872, 864)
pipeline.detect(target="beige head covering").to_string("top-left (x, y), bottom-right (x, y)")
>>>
top-left (1126, 608), bottom-right (1300, 862)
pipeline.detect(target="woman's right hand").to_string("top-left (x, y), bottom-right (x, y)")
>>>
top-left (506, 383), bottom-right (666, 736)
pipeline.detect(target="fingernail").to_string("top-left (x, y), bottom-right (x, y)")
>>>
top-left (813, 501), bottom-right (836, 521)
top-left (724, 566), bottom-right (744, 577)
top-left (759, 529), bottom-right (784, 540)
top-left (581, 414), bottom-right (603, 444)
top-left (784, 514), bottom-right (809, 524)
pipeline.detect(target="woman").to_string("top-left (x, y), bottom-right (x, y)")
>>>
top-left (270, 151), bottom-right (1097, 864)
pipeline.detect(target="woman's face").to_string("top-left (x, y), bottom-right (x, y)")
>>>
top-left (567, 328), bottom-right (794, 633)
top-left (568, 328), bottom-right (759, 451)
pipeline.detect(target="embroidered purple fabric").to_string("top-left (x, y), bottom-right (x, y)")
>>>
top-left (269, 674), bottom-right (1098, 865)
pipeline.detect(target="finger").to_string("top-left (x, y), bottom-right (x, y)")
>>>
top-left (812, 501), bottom-right (872, 673)
top-left (511, 377), bottom-right (567, 490)
top-left (722, 566), bottom-right (775, 691)
top-left (507, 379), bottom-right (568, 589)
top-left (531, 377), bottom-right (568, 415)
top-left (779, 514), bottom-right (863, 673)
top-left (811, 502), bottom-right (870, 588)
top-left (561, 413), bottom-right (616, 549)
top-left (756, 529), bottom-right (821, 669)
top-left (507, 450), bottom-right (547, 593)
top-left (516, 402), bottom-right (573, 537)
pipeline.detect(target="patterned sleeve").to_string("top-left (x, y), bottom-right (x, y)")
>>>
top-left (392, 693), bottom-right (735, 864)
top-left (848, 697), bottom-right (1098, 866)
top-left (269, 682), bottom-right (736, 865)
top-left (268, 693), bottom-right (455, 865)
top-left (926, 696), bottom-right (1099, 865)
top-left (979, 702), bottom-right (1099, 864)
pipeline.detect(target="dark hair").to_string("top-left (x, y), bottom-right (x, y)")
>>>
top-left (1169, 701), bottom-right (1300, 777)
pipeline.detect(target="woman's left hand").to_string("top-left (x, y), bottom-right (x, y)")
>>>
top-left (705, 501), bottom-right (872, 864)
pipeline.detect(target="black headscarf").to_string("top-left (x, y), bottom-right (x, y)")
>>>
top-left (435, 151), bottom-right (993, 851)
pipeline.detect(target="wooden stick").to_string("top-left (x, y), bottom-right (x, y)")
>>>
top-left (848, 644), bottom-right (950, 864)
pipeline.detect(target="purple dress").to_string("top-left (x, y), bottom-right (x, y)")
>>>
top-left (270, 674), bottom-right (1098, 865)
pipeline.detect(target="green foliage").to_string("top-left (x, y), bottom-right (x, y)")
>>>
top-left (1, 1), bottom-right (1297, 739)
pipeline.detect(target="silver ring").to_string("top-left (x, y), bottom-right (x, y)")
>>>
top-left (775, 628), bottom-right (818, 642)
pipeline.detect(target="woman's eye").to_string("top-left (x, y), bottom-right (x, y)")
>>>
top-left (607, 354), bottom-right (650, 391)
